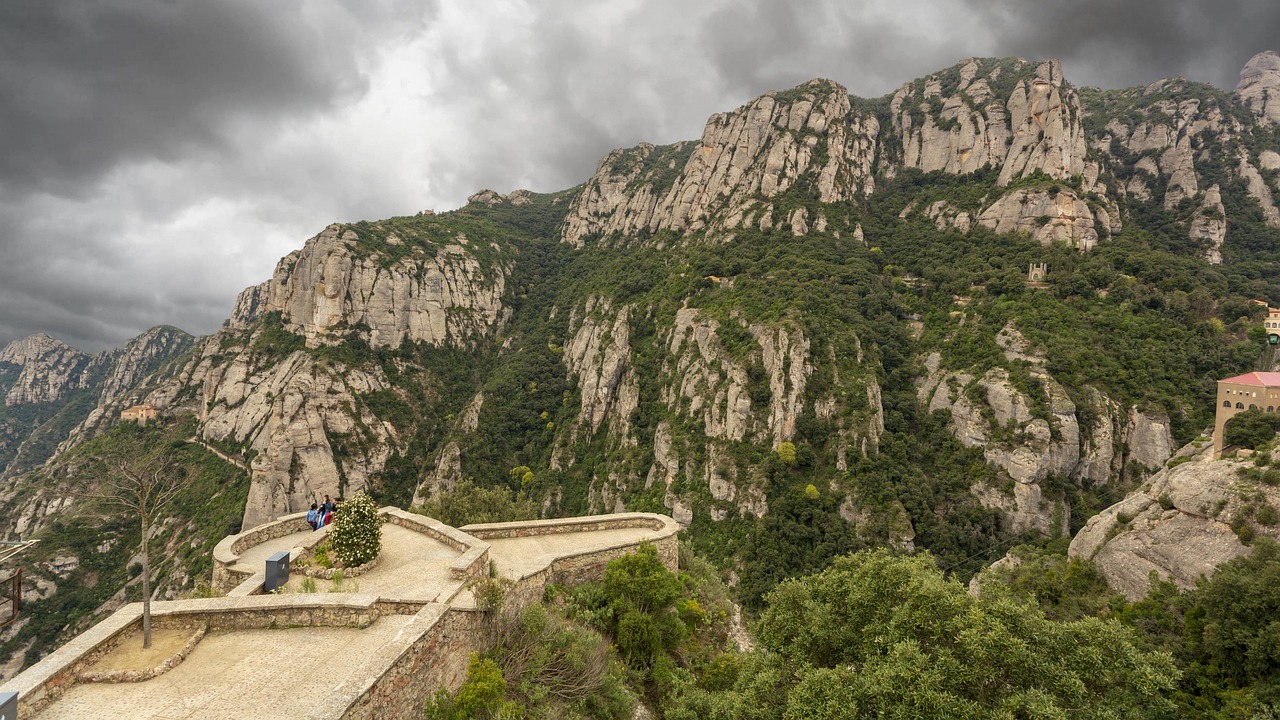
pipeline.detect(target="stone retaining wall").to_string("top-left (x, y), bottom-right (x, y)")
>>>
top-left (3, 594), bottom-right (386, 717)
top-left (4, 511), bottom-right (678, 719)
top-left (462, 513), bottom-right (679, 609)
top-left (213, 507), bottom-right (491, 594)
top-left (211, 511), bottom-right (315, 593)
top-left (336, 605), bottom-right (485, 720)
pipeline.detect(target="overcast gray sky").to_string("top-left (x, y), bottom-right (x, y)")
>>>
top-left (1, 0), bottom-right (1275, 352)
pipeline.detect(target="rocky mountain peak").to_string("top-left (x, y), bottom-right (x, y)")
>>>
top-left (0, 333), bottom-right (78, 365)
top-left (0, 333), bottom-right (93, 406)
top-left (561, 76), bottom-right (879, 246)
top-left (1236, 50), bottom-right (1280, 124)
top-left (886, 57), bottom-right (1089, 186)
top-left (96, 326), bottom-right (194, 407)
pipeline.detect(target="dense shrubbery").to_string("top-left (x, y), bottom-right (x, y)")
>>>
top-left (328, 492), bottom-right (381, 567)
top-left (1223, 408), bottom-right (1280, 451)
top-left (412, 480), bottom-right (539, 527)
top-left (427, 543), bottom-right (1280, 720)
top-left (665, 549), bottom-right (1179, 720)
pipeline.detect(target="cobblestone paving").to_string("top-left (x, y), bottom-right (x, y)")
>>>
top-left (35, 617), bottom-right (416, 720)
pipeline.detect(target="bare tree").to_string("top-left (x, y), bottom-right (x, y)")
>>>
top-left (76, 456), bottom-right (191, 648)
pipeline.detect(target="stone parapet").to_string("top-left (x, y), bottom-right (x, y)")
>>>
top-left (1, 594), bottom-right (383, 717)
top-left (2, 511), bottom-right (680, 719)
top-left (462, 513), bottom-right (679, 608)
top-left (379, 507), bottom-right (490, 582)
top-left (214, 507), bottom-right (491, 594)
top-left (461, 511), bottom-right (676, 540)
top-left (212, 511), bottom-right (315, 593)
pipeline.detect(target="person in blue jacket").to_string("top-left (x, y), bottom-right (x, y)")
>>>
top-left (306, 503), bottom-right (320, 530)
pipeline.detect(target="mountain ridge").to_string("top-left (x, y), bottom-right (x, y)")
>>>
top-left (4, 50), bottom-right (1280, 681)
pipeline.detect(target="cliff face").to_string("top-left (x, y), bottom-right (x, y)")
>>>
top-left (1236, 50), bottom-right (1280, 126)
top-left (915, 322), bottom-right (1174, 535)
top-left (139, 217), bottom-right (519, 526)
top-left (230, 223), bottom-right (510, 349)
top-left (545, 298), bottom-right (880, 524)
top-left (0, 334), bottom-right (94, 406)
top-left (562, 79), bottom-right (880, 247)
top-left (886, 58), bottom-right (1090, 186)
top-left (1069, 441), bottom-right (1280, 600)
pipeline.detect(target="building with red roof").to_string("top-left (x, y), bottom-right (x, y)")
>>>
top-left (1214, 372), bottom-right (1280, 456)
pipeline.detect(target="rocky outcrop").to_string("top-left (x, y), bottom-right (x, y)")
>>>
top-left (1236, 50), bottom-right (1280, 126)
top-left (564, 298), bottom-right (638, 436)
top-left (561, 79), bottom-right (879, 246)
top-left (95, 327), bottom-right (195, 408)
top-left (977, 187), bottom-right (1103, 250)
top-left (916, 320), bottom-right (1176, 532)
top-left (918, 355), bottom-right (1076, 534)
top-left (191, 340), bottom-right (394, 528)
top-left (0, 334), bottom-right (94, 406)
top-left (1123, 407), bottom-right (1175, 471)
top-left (887, 59), bottom-right (1091, 187)
top-left (1069, 444), bottom-right (1280, 600)
top-left (231, 224), bottom-right (509, 349)
top-left (1237, 151), bottom-right (1280, 229)
top-left (1189, 184), bottom-right (1227, 263)
top-left (664, 308), bottom-right (753, 442)
top-left (752, 324), bottom-right (811, 448)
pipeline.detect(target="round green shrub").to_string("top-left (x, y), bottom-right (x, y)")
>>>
top-left (1224, 409), bottom-right (1280, 451)
top-left (329, 492), bottom-right (382, 567)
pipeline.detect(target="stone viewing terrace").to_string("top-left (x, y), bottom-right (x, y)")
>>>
top-left (0, 509), bottom-right (678, 720)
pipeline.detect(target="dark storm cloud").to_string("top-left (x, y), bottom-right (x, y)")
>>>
top-left (414, 0), bottom-right (991, 203)
top-left (0, 0), bottom-right (1273, 353)
top-left (0, 0), bottom-right (368, 197)
top-left (973, 0), bottom-right (1280, 89)
top-left (0, 0), bottom-right (436, 352)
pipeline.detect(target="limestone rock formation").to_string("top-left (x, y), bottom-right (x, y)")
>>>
top-left (1237, 151), bottom-right (1280, 229)
top-left (1236, 50), bottom-right (1280, 125)
top-left (231, 224), bottom-right (510, 349)
top-left (564, 298), bottom-right (638, 437)
top-left (1069, 444), bottom-right (1280, 600)
top-left (184, 337), bottom-right (394, 528)
top-left (916, 320), bottom-right (1176, 534)
top-left (887, 59), bottom-right (1090, 187)
top-left (663, 307), bottom-right (753, 443)
top-left (0, 334), bottom-right (94, 406)
top-left (977, 187), bottom-right (1102, 250)
top-left (1190, 184), bottom-right (1227, 264)
top-left (95, 327), bottom-right (195, 408)
top-left (561, 79), bottom-right (879, 246)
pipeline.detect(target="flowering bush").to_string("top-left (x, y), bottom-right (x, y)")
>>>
top-left (329, 492), bottom-right (382, 567)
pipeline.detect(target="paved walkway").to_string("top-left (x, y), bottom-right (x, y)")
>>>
top-left (484, 526), bottom-right (665, 577)
top-left (35, 617), bottom-right (416, 720)
top-left (22, 515), bottom-right (672, 718)
top-left (232, 528), bottom-right (317, 575)
top-left (283, 524), bottom-right (462, 601)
